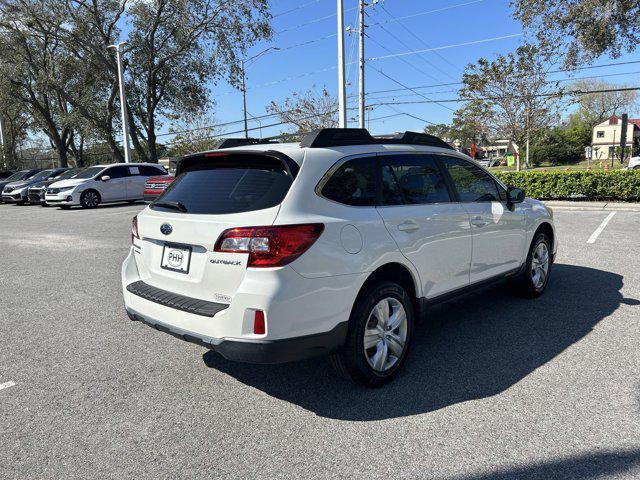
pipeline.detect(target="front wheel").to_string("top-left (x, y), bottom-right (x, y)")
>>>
top-left (330, 281), bottom-right (414, 387)
top-left (80, 190), bottom-right (101, 208)
top-left (514, 232), bottom-right (552, 298)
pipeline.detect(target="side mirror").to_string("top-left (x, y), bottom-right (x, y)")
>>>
top-left (506, 186), bottom-right (525, 207)
top-left (101, 175), bottom-right (111, 182)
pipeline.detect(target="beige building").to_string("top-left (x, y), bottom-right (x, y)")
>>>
top-left (591, 115), bottom-right (640, 160)
top-left (481, 139), bottom-right (519, 159)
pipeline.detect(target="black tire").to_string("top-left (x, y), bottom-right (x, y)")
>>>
top-left (80, 190), bottom-right (101, 208)
top-left (633, 166), bottom-right (640, 170)
top-left (514, 232), bottom-right (552, 298)
top-left (330, 281), bottom-right (414, 387)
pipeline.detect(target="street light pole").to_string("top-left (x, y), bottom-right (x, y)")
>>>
top-left (337, 0), bottom-right (347, 128)
top-left (108, 42), bottom-right (132, 163)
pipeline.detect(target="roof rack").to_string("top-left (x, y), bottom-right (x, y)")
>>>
top-left (217, 138), bottom-right (279, 150)
top-left (300, 128), bottom-right (454, 150)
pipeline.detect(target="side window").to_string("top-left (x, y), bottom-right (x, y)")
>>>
top-left (140, 165), bottom-right (165, 176)
top-left (381, 155), bottom-right (451, 205)
top-left (439, 156), bottom-right (501, 202)
top-left (104, 166), bottom-right (130, 179)
top-left (321, 157), bottom-right (377, 206)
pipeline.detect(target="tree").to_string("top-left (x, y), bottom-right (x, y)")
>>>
top-left (512, 0), bottom-right (640, 67)
top-left (459, 45), bottom-right (560, 169)
top-left (165, 115), bottom-right (222, 158)
top-left (569, 79), bottom-right (638, 125)
top-left (266, 88), bottom-right (337, 139)
top-left (123, 0), bottom-right (271, 162)
top-left (0, 74), bottom-right (30, 168)
top-left (0, 0), bottom-right (120, 166)
top-left (0, 0), bottom-right (272, 164)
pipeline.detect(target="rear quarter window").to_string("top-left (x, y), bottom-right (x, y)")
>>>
top-left (320, 157), bottom-right (377, 206)
top-left (154, 155), bottom-right (293, 214)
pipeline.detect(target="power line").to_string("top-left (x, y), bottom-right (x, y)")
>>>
top-left (363, 59), bottom-right (640, 96)
top-left (366, 85), bottom-right (640, 107)
top-left (367, 63), bottom-right (456, 112)
top-left (376, 4), bottom-right (459, 80)
top-left (277, 6), bottom-right (358, 34)
top-left (366, 31), bottom-right (441, 83)
top-left (272, 0), bottom-right (324, 19)
top-left (365, 69), bottom-right (640, 102)
top-left (369, 0), bottom-right (485, 27)
top-left (368, 33), bottom-right (523, 61)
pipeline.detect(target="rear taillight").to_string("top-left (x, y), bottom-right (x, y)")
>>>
top-left (132, 215), bottom-right (139, 243)
top-left (214, 224), bottom-right (324, 267)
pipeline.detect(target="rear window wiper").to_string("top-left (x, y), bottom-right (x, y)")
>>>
top-left (152, 200), bottom-right (188, 212)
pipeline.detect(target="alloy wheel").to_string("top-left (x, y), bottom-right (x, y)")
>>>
top-left (363, 297), bottom-right (408, 373)
top-left (531, 242), bottom-right (550, 290)
top-left (84, 191), bottom-right (99, 207)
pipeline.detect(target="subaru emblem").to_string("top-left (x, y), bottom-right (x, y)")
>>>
top-left (160, 223), bottom-right (173, 235)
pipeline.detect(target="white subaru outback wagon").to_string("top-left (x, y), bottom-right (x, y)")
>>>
top-left (122, 129), bottom-right (556, 386)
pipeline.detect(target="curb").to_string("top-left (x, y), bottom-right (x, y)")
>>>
top-left (543, 201), bottom-right (640, 212)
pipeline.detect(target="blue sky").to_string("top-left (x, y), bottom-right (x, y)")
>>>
top-left (179, 0), bottom-right (640, 139)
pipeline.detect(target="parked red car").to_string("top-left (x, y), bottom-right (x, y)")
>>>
top-left (143, 175), bottom-right (174, 202)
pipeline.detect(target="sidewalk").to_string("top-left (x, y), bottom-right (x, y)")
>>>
top-left (543, 200), bottom-right (640, 211)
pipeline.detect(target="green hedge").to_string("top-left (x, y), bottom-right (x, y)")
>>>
top-left (495, 170), bottom-right (640, 201)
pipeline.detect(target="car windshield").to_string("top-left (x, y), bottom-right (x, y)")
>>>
top-left (30, 170), bottom-right (55, 181)
top-left (73, 167), bottom-right (104, 179)
top-left (56, 169), bottom-right (83, 180)
top-left (4, 171), bottom-right (28, 181)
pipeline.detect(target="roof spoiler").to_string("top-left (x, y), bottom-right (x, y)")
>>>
top-left (300, 128), bottom-right (454, 150)
top-left (217, 138), bottom-right (279, 149)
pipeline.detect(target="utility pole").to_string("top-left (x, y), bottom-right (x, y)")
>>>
top-left (107, 42), bottom-right (132, 163)
top-left (337, 0), bottom-right (347, 128)
top-left (358, 0), bottom-right (366, 129)
top-left (241, 60), bottom-right (249, 138)
top-left (239, 47), bottom-right (279, 139)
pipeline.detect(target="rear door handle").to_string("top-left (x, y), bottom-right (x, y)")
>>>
top-left (470, 216), bottom-right (488, 228)
top-left (398, 220), bottom-right (420, 232)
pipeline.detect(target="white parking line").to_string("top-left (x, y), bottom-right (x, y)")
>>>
top-left (587, 211), bottom-right (617, 244)
top-left (0, 381), bottom-right (16, 391)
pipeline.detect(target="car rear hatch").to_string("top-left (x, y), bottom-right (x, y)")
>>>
top-left (133, 151), bottom-right (298, 303)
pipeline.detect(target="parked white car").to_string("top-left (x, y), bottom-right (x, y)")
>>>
top-left (628, 156), bottom-right (640, 170)
top-left (122, 129), bottom-right (556, 386)
top-left (45, 163), bottom-right (167, 208)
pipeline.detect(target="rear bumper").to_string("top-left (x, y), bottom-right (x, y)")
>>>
top-left (125, 306), bottom-right (347, 364)
top-left (122, 247), bottom-right (363, 364)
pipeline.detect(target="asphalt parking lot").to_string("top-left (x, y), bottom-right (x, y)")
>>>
top-left (1, 202), bottom-right (639, 479)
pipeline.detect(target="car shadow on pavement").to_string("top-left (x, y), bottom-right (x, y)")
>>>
top-left (203, 264), bottom-right (634, 421)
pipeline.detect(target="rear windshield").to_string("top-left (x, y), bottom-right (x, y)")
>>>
top-left (154, 156), bottom-right (293, 214)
